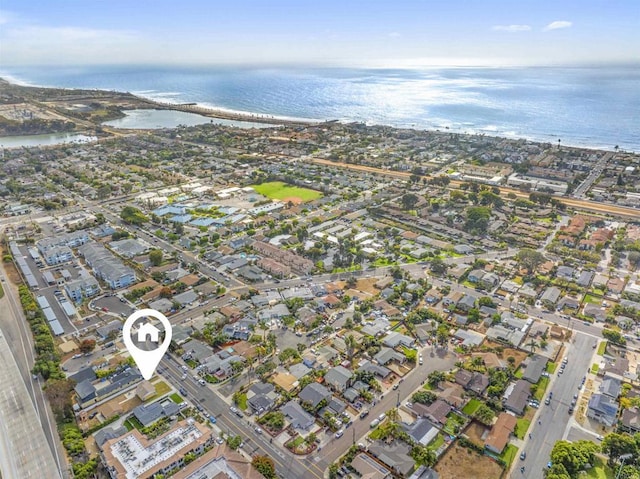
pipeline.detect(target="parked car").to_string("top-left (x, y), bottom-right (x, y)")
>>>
top-left (520, 451), bottom-right (526, 460)
top-left (359, 410), bottom-right (370, 419)
top-left (335, 429), bottom-right (344, 439)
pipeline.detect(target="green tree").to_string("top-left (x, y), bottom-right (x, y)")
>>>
top-left (430, 257), bottom-right (448, 275)
top-left (515, 248), bottom-right (546, 274)
top-left (411, 444), bottom-right (436, 467)
top-left (401, 193), bottom-right (419, 210)
top-left (464, 206), bottom-right (491, 234)
top-left (412, 390), bottom-right (437, 405)
top-left (550, 440), bottom-right (599, 477)
top-left (252, 455), bottom-right (276, 479)
top-left (79, 338), bottom-right (96, 354)
top-left (427, 371), bottom-right (445, 388)
top-left (149, 249), bottom-right (163, 266)
top-left (601, 433), bottom-right (638, 467)
top-left (226, 435), bottom-right (242, 450)
top-left (472, 404), bottom-right (495, 426)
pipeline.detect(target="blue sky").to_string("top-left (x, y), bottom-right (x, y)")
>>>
top-left (1, 0), bottom-right (638, 66)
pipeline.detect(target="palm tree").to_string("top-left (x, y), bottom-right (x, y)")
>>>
top-left (526, 339), bottom-right (538, 354)
top-left (386, 407), bottom-right (400, 423)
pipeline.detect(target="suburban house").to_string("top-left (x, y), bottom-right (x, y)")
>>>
top-left (412, 399), bottom-right (451, 426)
top-left (368, 441), bottom-right (416, 478)
top-left (522, 355), bottom-right (548, 384)
top-left (298, 383), bottom-right (332, 409)
top-left (351, 453), bottom-right (392, 479)
top-left (132, 400), bottom-right (180, 427)
top-left (620, 407), bottom-right (640, 433)
top-left (281, 400), bottom-right (315, 430)
top-left (457, 295), bottom-right (476, 312)
top-left (503, 380), bottom-right (531, 415)
top-left (374, 347), bottom-right (406, 366)
top-left (484, 412), bottom-right (517, 454)
top-left (383, 332), bottom-right (415, 349)
top-left (246, 382), bottom-right (278, 414)
top-left (324, 366), bottom-right (354, 393)
top-left (587, 394), bottom-right (619, 426)
top-left (540, 286), bottom-right (561, 307)
top-left (454, 370), bottom-right (490, 395)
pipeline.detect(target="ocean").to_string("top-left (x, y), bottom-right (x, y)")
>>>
top-left (2, 65), bottom-right (639, 151)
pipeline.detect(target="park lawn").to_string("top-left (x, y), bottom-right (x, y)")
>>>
top-left (514, 368), bottom-right (524, 379)
top-left (169, 393), bottom-right (183, 404)
top-left (584, 457), bottom-right (614, 479)
top-left (534, 376), bottom-right (550, 401)
top-left (597, 341), bottom-right (607, 356)
top-left (591, 363), bottom-right (600, 374)
top-left (369, 427), bottom-right (382, 440)
top-left (0, 282), bottom-right (4, 298)
top-left (462, 399), bottom-right (482, 416)
top-left (514, 418), bottom-right (531, 440)
top-left (250, 181), bottom-right (322, 202)
top-left (499, 444), bottom-right (519, 468)
top-left (546, 362), bottom-right (557, 373)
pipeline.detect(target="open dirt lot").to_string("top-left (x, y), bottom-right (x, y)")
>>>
top-left (435, 443), bottom-right (503, 479)
top-left (465, 421), bottom-right (490, 447)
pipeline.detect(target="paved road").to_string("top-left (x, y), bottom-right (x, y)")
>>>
top-left (512, 332), bottom-right (595, 479)
top-left (0, 328), bottom-right (61, 479)
top-left (320, 347), bottom-right (458, 465)
top-left (159, 356), bottom-right (326, 479)
top-left (0, 267), bottom-right (68, 478)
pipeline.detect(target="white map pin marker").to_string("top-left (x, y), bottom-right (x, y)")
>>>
top-left (123, 308), bottom-right (172, 381)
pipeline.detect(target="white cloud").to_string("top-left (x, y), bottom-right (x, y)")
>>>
top-left (0, 25), bottom-right (151, 64)
top-left (492, 24), bottom-right (531, 32)
top-left (543, 21), bottom-right (572, 31)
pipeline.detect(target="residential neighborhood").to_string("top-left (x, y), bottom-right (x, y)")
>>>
top-left (1, 92), bottom-right (640, 479)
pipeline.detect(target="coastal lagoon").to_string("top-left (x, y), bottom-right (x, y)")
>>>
top-left (103, 109), bottom-right (274, 129)
top-left (0, 132), bottom-right (97, 149)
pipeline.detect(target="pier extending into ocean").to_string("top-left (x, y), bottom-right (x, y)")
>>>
top-left (138, 98), bottom-right (318, 127)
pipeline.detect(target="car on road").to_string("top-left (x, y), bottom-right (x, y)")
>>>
top-left (209, 416), bottom-right (217, 424)
top-left (179, 388), bottom-right (187, 396)
top-left (520, 451), bottom-right (526, 460)
top-left (216, 437), bottom-right (224, 445)
top-left (378, 413), bottom-right (386, 422)
top-left (255, 427), bottom-right (262, 434)
top-left (230, 406), bottom-right (238, 414)
top-left (335, 429), bottom-right (344, 438)
top-left (369, 419), bottom-right (380, 428)
top-left (568, 407), bottom-right (574, 415)
top-left (199, 379), bottom-right (206, 386)
top-left (359, 410), bottom-right (370, 419)
top-left (392, 383), bottom-right (399, 390)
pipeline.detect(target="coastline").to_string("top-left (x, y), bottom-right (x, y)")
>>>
top-left (0, 74), bottom-right (637, 153)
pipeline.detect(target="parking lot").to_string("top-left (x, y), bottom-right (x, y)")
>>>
top-left (92, 295), bottom-right (134, 317)
top-left (16, 244), bottom-right (79, 334)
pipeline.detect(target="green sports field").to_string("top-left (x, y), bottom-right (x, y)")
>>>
top-left (250, 181), bottom-right (323, 202)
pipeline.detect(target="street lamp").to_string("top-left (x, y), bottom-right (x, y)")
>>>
top-left (615, 453), bottom-right (634, 479)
